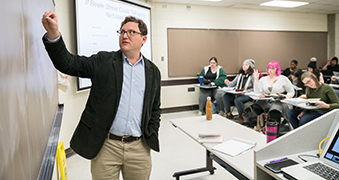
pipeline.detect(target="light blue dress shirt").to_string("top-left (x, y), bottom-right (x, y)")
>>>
top-left (109, 54), bottom-right (145, 137)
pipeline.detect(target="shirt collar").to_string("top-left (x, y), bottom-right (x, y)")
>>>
top-left (122, 53), bottom-right (144, 66)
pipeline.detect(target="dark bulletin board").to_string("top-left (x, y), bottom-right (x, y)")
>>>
top-left (168, 28), bottom-right (327, 77)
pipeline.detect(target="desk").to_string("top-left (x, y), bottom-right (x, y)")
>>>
top-left (170, 115), bottom-right (266, 180)
top-left (254, 110), bottom-right (339, 180)
top-left (220, 87), bottom-right (247, 94)
top-left (245, 92), bottom-right (274, 101)
top-left (281, 98), bottom-right (321, 110)
top-left (193, 84), bottom-right (217, 89)
top-left (330, 84), bottom-right (339, 89)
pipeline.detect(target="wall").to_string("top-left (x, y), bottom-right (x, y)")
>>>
top-left (151, 3), bottom-right (327, 80)
top-left (55, 0), bottom-right (332, 149)
top-left (152, 3), bottom-right (328, 108)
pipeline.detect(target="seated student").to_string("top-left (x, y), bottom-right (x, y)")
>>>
top-left (223, 59), bottom-right (254, 124)
top-left (198, 57), bottom-right (227, 116)
top-left (252, 61), bottom-right (294, 125)
top-left (322, 56), bottom-right (339, 75)
top-left (307, 57), bottom-right (324, 83)
top-left (290, 69), bottom-right (306, 96)
top-left (288, 71), bottom-right (339, 129)
top-left (282, 60), bottom-right (298, 77)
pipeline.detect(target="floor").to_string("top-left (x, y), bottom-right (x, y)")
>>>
top-left (66, 110), bottom-right (239, 180)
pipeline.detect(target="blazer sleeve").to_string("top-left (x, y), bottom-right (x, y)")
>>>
top-left (148, 65), bottom-right (162, 136)
top-left (43, 34), bottom-right (100, 78)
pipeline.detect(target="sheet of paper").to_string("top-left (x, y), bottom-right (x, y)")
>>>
top-left (221, 87), bottom-right (235, 92)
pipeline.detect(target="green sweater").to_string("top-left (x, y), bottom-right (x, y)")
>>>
top-left (306, 83), bottom-right (339, 112)
top-left (199, 65), bottom-right (227, 88)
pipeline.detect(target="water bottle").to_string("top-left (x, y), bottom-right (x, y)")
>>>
top-left (266, 121), bottom-right (279, 143)
top-left (206, 96), bottom-right (213, 120)
top-left (199, 76), bottom-right (204, 85)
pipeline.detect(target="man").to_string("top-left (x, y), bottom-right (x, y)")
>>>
top-left (322, 56), bottom-right (339, 74)
top-left (281, 59), bottom-right (298, 77)
top-left (41, 11), bottom-right (161, 180)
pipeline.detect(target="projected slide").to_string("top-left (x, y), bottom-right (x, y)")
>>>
top-left (75, 0), bottom-right (151, 91)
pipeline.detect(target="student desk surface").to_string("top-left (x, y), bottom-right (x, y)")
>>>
top-left (170, 115), bottom-right (266, 180)
top-left (193, 84), bottom-right (217, 89)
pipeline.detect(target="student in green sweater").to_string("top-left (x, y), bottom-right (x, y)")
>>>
top-left (198, 57), bottom-right (227, 116)
top-left (288, 71), bottom-right (339, 129)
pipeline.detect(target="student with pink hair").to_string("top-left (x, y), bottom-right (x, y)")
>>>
top-left (252, 61), bottom-right (294, 127)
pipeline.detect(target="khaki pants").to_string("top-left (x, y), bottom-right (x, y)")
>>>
top-left (91, 138), bottom-right (152, 180)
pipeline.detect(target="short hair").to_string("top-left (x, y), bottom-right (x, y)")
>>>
top-left (209, 57), bottom-right (218, 64)
top-left (267, 61), bottom-right (281, 76)
top-left (120, 16), bottom-right (147, 36)
top-left (291, 60), bottom-right (298, 65)
top-left (301, 71), bottom-right (321, 94)
top-left (331, 57), bottom-right (338, 63)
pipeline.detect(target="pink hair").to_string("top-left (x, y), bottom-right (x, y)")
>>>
top-left (267, 61), bottom-right (281, 76)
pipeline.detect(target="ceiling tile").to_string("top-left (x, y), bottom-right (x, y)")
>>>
top-left (150, 0), bottom-right (339, 14)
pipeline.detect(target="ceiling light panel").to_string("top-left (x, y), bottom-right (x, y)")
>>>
top-left (260, 1), bottom-right (309, 8)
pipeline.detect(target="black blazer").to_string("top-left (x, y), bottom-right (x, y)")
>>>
top-left (43, 35), bottom-right (161, 159)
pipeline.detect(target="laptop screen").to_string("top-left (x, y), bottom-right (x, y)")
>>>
top-left (324, 127), bottom-right (339, 165)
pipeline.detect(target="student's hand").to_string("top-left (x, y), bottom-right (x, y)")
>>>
top-left (285, 95), bottom-right (292, 99)
top-left (224, 79), bottom-right (229, 84)
top-left (42, 11), bottom-right (60, 40)
top-left (316, 101), bottom-right (330, 108)
top-left (210, 82), bottom-right (215, 86)
top-left (331, 76), bottom-right (337, 82)
top-left (297, 111), bottom-right (305, 120)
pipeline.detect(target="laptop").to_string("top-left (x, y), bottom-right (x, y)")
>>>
top-left (282, 122), bottom-right (339, 180)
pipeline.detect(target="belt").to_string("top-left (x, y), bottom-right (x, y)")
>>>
top-left (107, 133), bottom-right (141, 143)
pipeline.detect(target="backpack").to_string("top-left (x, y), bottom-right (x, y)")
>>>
top-left (254, 112), bottom-right (269, 134)
top-left (242, 101), bottom-right (257, 127)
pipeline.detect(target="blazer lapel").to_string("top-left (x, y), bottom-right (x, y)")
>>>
top-left (144, 58), bottom-right (154, 100)
top-left (112, 51), bottom-right (124, 103)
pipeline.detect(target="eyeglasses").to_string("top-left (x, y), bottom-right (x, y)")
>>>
top-left (117, 30), bottom-right (142, 37)
top-left (303, 79), bottom-right (312, 85)
top-left (268, 67), bottom-right (277, 70)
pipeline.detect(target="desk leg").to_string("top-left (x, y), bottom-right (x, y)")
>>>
top-left (210, 154), bottom-right (249, 180)
top-left (172, 150), bottom-right (216, 180)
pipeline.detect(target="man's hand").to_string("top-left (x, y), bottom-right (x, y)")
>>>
top-left (41, 11), bottom-right (60, 40)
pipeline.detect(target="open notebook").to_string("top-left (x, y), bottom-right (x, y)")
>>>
top-left (282, 121), bottom-right (339, 180)
top-left (211, 137), bottom-right (256, 157)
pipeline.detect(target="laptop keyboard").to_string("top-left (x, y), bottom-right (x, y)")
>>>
top-left (303, 162), bottom-right (339, 180)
